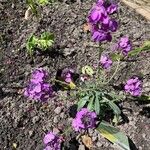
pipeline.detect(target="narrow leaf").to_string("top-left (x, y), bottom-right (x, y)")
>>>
top-left (97, 120), bottom-right (130, 150)
top-left (94, 92), bottom-right (100, 115)
top-left (108, 100), bottom-right (121, 116)
top-left (77, 96), bottom-right (89, 110)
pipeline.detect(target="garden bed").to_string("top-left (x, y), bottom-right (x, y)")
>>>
top-left (0, 0), bottom-right (150, 150)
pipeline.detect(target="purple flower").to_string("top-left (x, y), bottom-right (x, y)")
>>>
top-left (100, 55), bottom-right (112, 69)
top-left (97, 0), bottom-right (104, 5)
top-left (108, 19), bottom-right (118, 32)
top-left (61, 68), bottom-right (74, 83)
top-left (72, 108), bottom-right (97, 132)
top-left (24, 68), bottom-right (53, 101)
top-left (92, 28), bottom-right (112, 42)
top-left (31, 68), bottom-right (48, 83)
top-left (124, 77), bottom-right (142, 96)
top-left (88, 1), bottom-right (118, 43)
top-left (118, 37), bottom-right (132, 55)
top-left (88, 4), bottom-right (108, 24)
top-left (106, 4), bottom-right (118, 14)
top-left (24, 82), bottom-right (53, 101)
top-left (43, 132), bottom-right (61, 150)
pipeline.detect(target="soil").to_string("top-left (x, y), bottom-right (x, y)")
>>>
top-left (0, 0), bottom-right (150, 150)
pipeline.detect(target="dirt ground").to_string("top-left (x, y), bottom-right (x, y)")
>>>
top-left (0, 0), bottom-right (150, 150)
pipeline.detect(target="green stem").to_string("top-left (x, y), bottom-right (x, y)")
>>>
top-left (103, 59), bottom-right (120, 85)
top-left (61, 127), bottom-right (72, 136)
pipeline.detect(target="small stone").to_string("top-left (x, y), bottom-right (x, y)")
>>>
top-left (29, 130), bottom-right (34, 137)
top-left (32, 116), bottom-right (40, 124)
top-left (54, 107), bottom-right (62, 114)
top-left (53, 116), bottom-right (59, 123)
top-left (53, 128), bottom-right (60, 134)
top-left (96, 141), bottom-right (103, 147)
top-left (88, 128), bottom-right (94, 136)
top-left (92, 136), bottom-right (98, 142)
top-left (60, 112), bottom-right (65, 118)
top-left (78, 144), bottom-right (85, 150)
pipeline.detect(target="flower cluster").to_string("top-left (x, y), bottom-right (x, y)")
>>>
top-left (88, 0), bottom-right (118, 42)
top-left (124, 77), bottom-right (142, 96)
top-left (72, 108), bottom-right (97, 132)
top-left (100, 54), bottom-right (112, 69)
top-left (24, 68), bottom-right (53, 101)
top-left (117, 37), bottom-right (132, 55)
top-left (61, 68), bottom-right (74, 83)
top-left (43, 132), bottom-right (62, 150)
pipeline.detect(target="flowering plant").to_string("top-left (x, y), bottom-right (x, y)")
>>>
top-left (23, 1), bottom-right (150, 150)
top-left (24, 68), bottom-right (53, 101)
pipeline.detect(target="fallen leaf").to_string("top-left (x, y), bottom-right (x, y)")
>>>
top-left (83, 23), bottom-right (91, 32)
top-left (81, 135), bottom-right (93, 149)
top-left (12, 143), bottom-right (17, 149)
top-left (24, 7), bottom-right (32, 20)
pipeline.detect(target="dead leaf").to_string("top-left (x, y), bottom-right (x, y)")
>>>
top-left (24, 7), bottom-right (32, 20)
top-left (12, 143), bottom-right (17, 149)
top-left (81, 135), bottom-right (93, 149)
top-left (83, 23), bottom-right (91, 32)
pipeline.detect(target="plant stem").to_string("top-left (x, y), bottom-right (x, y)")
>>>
top-left (103, 59), bottom-right (120, 85)
top-left (61, 127), bottom-right (72, 136)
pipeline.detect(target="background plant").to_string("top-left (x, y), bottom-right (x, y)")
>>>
top-left (26, 0), bottom-right (55, 17)
top-left (26, 32), bottom-right (54, 56)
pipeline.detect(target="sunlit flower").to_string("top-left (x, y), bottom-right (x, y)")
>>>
top-left (100, 55), bottom-right (112, 69)
top-left (118, 37), bottom-right (132, 55)
top-left (72, 108), bottom-right (97, 132)
top-left (124, 77), bottom-right (142, 96)
top-left (43, 132), bottom-right (61, 150)
top-left (24, 68), bottom-right (53, 101)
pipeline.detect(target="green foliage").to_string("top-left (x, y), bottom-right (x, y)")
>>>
top-left (128, 40), bottom-right (150, 56)
top-left (26, 0), bottom-right (55, 16)
top-left (37, 0), bottom-right (49, 5)
top-left (26, 0), bottom-right (38, 15)
top-left (77, 87), bottom-right (122, 123)
top-left (37, 32), bottom-right (54, 50)
top-left (26, 32), bottom-right (54, 56)
top-left (82, 65), bottom-right (94, 76)
top-left (97, 120), bottom-right (131, 150)
top-left (111, 53), bottom-right (123, 61)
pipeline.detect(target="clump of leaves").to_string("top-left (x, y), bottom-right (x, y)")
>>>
top-left (77, 81), bottom-right (122, 124)
top-left (26, 0), bottom-right (55, 16)
top-left (26, 32), bottom-right (54, 56)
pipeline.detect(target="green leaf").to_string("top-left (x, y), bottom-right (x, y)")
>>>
top-left (94, 92), bottom-right (101, 115)
top-left (108, 100), bottom-right (121, 116)
top-left (82, 65), bottom-right (94, 76)
top-left (128, 40), bottom-right (150, 56)
top-left (111, 53), bottom-right (123, 61)
top-left (37, 0), bottom-right (49, 5)
top-left (38, 32), bottom-right (54, 50)
top-left (26, 35), bottom-right (38, 56)
top-left (87, 94), bottom-right (94, 111)
top-left (77, 96), bottom-right (89, 110)
top-left (97, 120), bottom-right (130, 150)
top-left (128, 48), bottom-right (142, 56)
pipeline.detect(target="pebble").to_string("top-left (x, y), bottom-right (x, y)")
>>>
top-left (54, 107), bottom-right (62, 114)
top-left (53, 128), bottom-right (60, 134)
top-left (60, 112), bottom-right (65, 118)
top-left (53, 116), bottom-right (59, 123)
top-left (32, 116), bottom-right (40, 124)
top-left (29, 130), bottom-right (34, 137)
top-left (78, 145), bottom-right (85, 150)
top-left (96, 141), bottom-right (103, 147)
